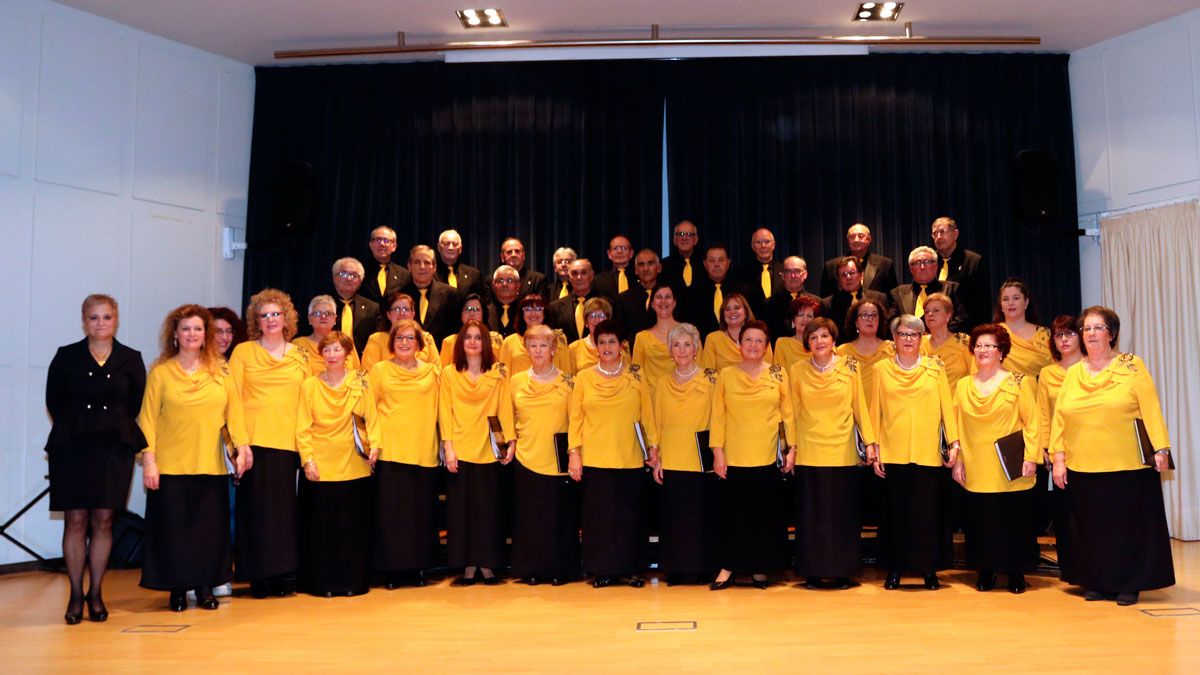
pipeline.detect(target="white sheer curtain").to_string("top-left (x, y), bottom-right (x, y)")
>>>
top-left (1101, 200), bottom-right (1200, 540)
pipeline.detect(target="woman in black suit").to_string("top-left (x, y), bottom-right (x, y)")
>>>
top-left (45, 294), bottom-right (147, 624)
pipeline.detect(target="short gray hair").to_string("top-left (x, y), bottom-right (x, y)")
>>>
top-left (332, 257), bottom-right (364, 277)
top-left (492, 264), bottom-right (519, 281)
top-left (308, 294), bottom-right (336, 314)
top-left (666, 323), bottom-right (702, 352)
top-left (907, 246), bottom-right (938, 264)
top-left (890, 313), bottom-right (926, 336)
top-left (553, 247), bottom-right (577, 260)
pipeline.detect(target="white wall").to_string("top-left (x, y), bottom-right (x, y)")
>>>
top-left (0, 0), bottom-right (253, 565)
top-left (1070, 8), bottom-right (1200, 306)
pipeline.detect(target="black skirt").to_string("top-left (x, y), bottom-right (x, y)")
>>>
top-left (234, 446), bottom-right (299, 581)
top-left (373, 461), bottom-right (440, 573)
top-left (794, 466), bottom-right (862, 578)
top-left (446, 461), bottom-right (505, 569)
top-left (511, 462), bottom-right (580, 579)
top-left (717, 465), bottom-right (787, 574)
top-left (581, 467), bottom-right (646, 577)
top-left (48, 432), bottom-right (134, 511)
top-left (658, 470), bottom-right (718, 577)
top-left (965, 488), bottom-right (1038, 573)
top-left (300, 476), bottom-right (373, 595)
top-left (1062, 468), bottom-right (1175, 593)
top-left (878, 463), bottom-right (953, 574)
top-left (140, 474), bottom-right (231, 591)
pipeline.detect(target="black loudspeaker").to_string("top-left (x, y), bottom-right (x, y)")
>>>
top-left (1011, 149), bottom-right (1061, 223)
top-left (268, 160), bottom-right (318, 237)
top-left (109, 509), bottom-right (145, 569)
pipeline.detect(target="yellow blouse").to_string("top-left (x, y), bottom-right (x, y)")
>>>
top-left (869, 355), bottom-right (958, 467)
top-left (138, 360), bottom-right (247, 476)
top-left (568, 365), bottom-right (653, 469)
top-left (441, 332), bottom-right (504, 368)
top-left (836, 340), bottom-right (895, 403)
top-left (632, 330), bottom-right (674, 386)
top-left (438, 364), bottom-right (515, 465)
top-left (1036, 362), bottom-right (1068, 452)
top-left (921, 333), bottom-right (974, 389)
top-left (649, 369), bottom-right (717, 472)
top-left (711, 364), bottom-right (795, 468)
top-left (292, 335), bottom-right (361, 375)
top-left (296, 373), bottom-right (374, 482)
top-left (1050, 354), bottom-right (1170, 473)
top-left (362, 331), bottom-right (439, 371)
top-left (1000, 323), bottom-right (1053, 379)
top-left (228, 341), bottom-right (311, 452)
top-left (368, 360), bottom-right (441, 467)
top-left (954, 372), bottom-right (1041, 493)
top-left (773, 337), bottom-right (811, 373)
top-left (510, 369), bottom-right (573, 476)
top-left (790, 356), bottom-right (876, 468)
top-left (498, 330), bottom-right (570, 376)
top-left (568, 338), bottom-right (631, 375)
top-left (700, 330), bottom-right (774, 373)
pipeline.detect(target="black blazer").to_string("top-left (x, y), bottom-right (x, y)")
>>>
top-left (436, 261), bottom-right (485, 301)
top-left (484, 297), bottom-right (520, 339)
top-left (335, 292), bottom-right (380, 354)
top-left (941, 247), bottom-right (989, 330)
top-left (819, 253), bottom-right (898, 298)
top-left (684, 277), bottom-right (754, 338)
top-left (660, 253), bottom-right (698, 297)
top-left (546, 290), bottom-right (599, 343)
top-left (765, 289), bottom-right (822, 343)
top-left (548, 276), bottom-right (573, 302)
top-left (615, 285), bottom-right (658, 340)
top-left (889, 280), bottom-right (966, 332)
top-left (593, 266), bottom-right (634, 303)
top-left (45, 339), bottom-right (147, 453)
top-left (822, 288), bottom-right (890, 343)
top-left (734, 258), bottom-right (784, 318)
top-left (513, 267), bottom-right (551, 301)
top-left (403, 279), bottom-right (461, 347)
top-left (359, 260), bottom-right (411, 305)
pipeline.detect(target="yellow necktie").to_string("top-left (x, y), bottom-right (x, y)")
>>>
top-left (559, 282), bottom-right (569, 299)
top-left (938, 257), bottom-right (949, 282)
top-left (713, 283), bottom-right (723, 322)
top-left (915, 284), bottom-right (928, 318)
top-left (574, 297), bottom-right (585, 338)
top-left (790, 291), bottom-right (797, 300)
top-left (501, 304), bottom-right (510, 328)
top-left (645, 289), bottom-right (652, 310)
top-left (617, 268), bottom-right (628, 294)
top-left (761, 264), bottom-right (772, 300)
top-left (851, 290), bottom-right (859, 303)
top-left (419, 288), bottom-right (429, 324)
top-left (341, 299), bottom-right (354, 336)
top-left (447, 265), bottom-right (458, 289)
top-left (682, 258), bottom-right (693, 287)
top-left (377, 265), bottom-right (388, 296)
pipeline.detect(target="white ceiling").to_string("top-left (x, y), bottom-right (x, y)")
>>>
top-left (55, 0), bottom-right (1200, 65)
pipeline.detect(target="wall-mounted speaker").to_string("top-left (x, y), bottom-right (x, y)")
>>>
top-left (1011, 149), bottom-right (1061, 224)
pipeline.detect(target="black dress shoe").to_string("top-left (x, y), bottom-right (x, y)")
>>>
top-left (169, 591), bottom-right (188, 612)
top-left (86, 595), bottom-right (109, 622)
top-left (65, 596), bottom-right (83, 625)
top-left (975, 571), bottom-right (997, 592)
top-left (550, 578), bottom-right (567, 586)
top-left (1083, 589), bottom-right (1109, 601)
top-left (451, 575), bottom-right (477, 587)
top-left (1007, 574), bottom-right (1026, 595)
top-left (665, 574), bottom-right (682, 587)
top-left (195, 587), bottom-right (219, 610)
top-left (923, 574), bottom-right (941, 590)
top-left (883, 572), bottom-right (901, 590)
top-left (625, 575), bottom-right (645, 588)
top-left (482, 575), bottom-right (501, 586)
top-left (249, 580), bottom-right (270, 599)
top-left (751, 577), bottom-right (770, 590)
top-left (709, 577), bottom-right (734, 591)
top-left (523, 577), bottom-right (540, 586)
top-left (834, 577), bottom-right (852, 590)
top-left (591, 576), bottom-right (612, 588)
top-left (1116, 592), bottom-right (1139, 606)
top-left (803, 577), bottom-right (819, 589)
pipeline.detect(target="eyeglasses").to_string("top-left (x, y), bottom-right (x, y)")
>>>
top-left (673, 231), bottom-right (697, 239)
top-left (214, 328), bottom-right (234, 336)
top-left (753, 239), bottom-right (773, 246)
top-left (1081, 325), bottom-right (1109, 334)
top-left (932, 227), bottom-right (955, 236)
top-left (609, 245), bottom-right (631, 252)
top-left (973, 343), bottom-right (1001, 351)
top-left (587, 312), bottom-right (609, 320)
top-left (857, 313), bottom-right (880, 320)
top-left (336, 271), bottom-right (361, 280)
top-left (462, 306), bottom-right (482, 314)
top-left (370, 237), bottom-right (396, 245)
top-left (309, 310), bottom-right (335, 319)
top-left (895, 331), bottom-right (922, 340)
top-left (387, 306), bottom-right (414, 315)
top-left (782, 269), bottom-right (806, 276)
top-left (1053, 331), bottom-right (1077, 339)
top-left (522, 306), bottom-right (545, 313)
top-left (838, 271), bottom-right (860, 279)
top-left (493, 278), bottom-right (517, 285)
top-left (394, 334), bottom-right (418, 343)
top-left (911, 259), bottom-right (937, 267)
top-left (259, 311), bottom-right (283, 319)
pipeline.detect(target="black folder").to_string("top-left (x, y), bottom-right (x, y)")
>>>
top-left (1136, 418), bottom-right (1175, 470)
top-left (853, 424), bottom-right (868, 462)
top-left (776, 421), bottom-right (787, 467)
top-left (487, 416), bottom-right (505, 460)
top-left (634, 422), bottom-right (650, 462)
top-left (553, 432), bottom-right (570, 474)
top-left (994, 430), bottom-right (1025, 482)
top-left (939, 422), bottom-right (950, 464)
top-left (219, 426), bottom-right (238, 483)
top-left (351, 415), bottom-right (371, 460)
top-left (695, 430), bottom-right (713, 472)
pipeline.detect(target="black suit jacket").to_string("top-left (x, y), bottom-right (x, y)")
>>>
top-left (514, 267), bottom-right (550, 301)
top-left (941, 247), bottom-right (989, 330)
top-left (765, 289), bottom-right (822, 343)
top-left (546, 290), bottom-right (599, 343)
top-left (484, 297), bottom-right (519, 339)
top-left (684, 277), bottom-right (754, 338)
top-left (359, 259), bottom-right (411, 305)
top-left (335, 292), bottom-right (380, 354)
top-left (402, 280), bottom-right (461, 347)
top-left (548, 276), bottom-right (573, 302)
top-left (822, 288), bottom-right (890, 343)
top-left (889, 280), bottom-right (966, 332)
top-left (593, 266), bottom-right (634, 303)
top-left (615, 285), bottom-right (658, 341)
top-left (436, 260), bottom-right (484, 301)
top-left (660, 253), bottom-right (698, 296)
top-left (45, 339), bottom-right (147, 452)
top-left (734, 258), bottom-right (784, 318)
top-left (819, 253), bottom-right (898, 298)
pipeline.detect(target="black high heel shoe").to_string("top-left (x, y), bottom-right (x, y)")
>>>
top-left (86, 595), bottom-right (108, 622)
top-left (65, 595), bottom-right (83, 625)
top-left (883, 572), bottom-right (901, 590)
top-left (975, 571), bottom-right (997, 592)
top-left (923, 573), bottom-right (941, 590)
top-left (169, 590), bottom-right (187, 612)
top-left (1007, 573), bottom-right (1026, 595)
top-left (195, 587), bottom-right (219, 610)
top-left (709, 577), bottom-right (734, 591)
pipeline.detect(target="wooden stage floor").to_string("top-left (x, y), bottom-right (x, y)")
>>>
top-left (3, 540), bottom-right (1200, 673)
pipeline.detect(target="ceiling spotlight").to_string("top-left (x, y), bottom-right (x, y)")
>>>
top-left (457, 8), bottom-right (508, 29)
top-left (853, 1), bottom-right (903, 22)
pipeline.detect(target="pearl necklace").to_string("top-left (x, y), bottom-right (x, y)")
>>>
top-left (531, 365), bottom-right (557, 380)
top-left (895, 354), bottom-right (921, 371)
top-left (595, 359), bottom-right (624, 376)
top-left (674, 364), bottom-right (698, 378)
top-left (811, 355), bottom-right (836, 373)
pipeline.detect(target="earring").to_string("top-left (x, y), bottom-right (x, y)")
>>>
top-left (172, 338), bottom-right (178, 349)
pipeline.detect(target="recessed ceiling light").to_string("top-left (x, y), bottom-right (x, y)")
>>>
top-left (457, 8), bottom-right (508, 29)
top-left (853, 2), bottom-right (903, 22)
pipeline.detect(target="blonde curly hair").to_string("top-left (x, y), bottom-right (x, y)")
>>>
top-left (153, 304), bottom-right (222, 373)
top-left (245, 288), bottom-right (299, 340)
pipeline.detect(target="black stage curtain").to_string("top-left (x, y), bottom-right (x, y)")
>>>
top-left (243, 61), bottom-right (665, 309)
top-left (665, 54), bottom-right (1080, 318)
